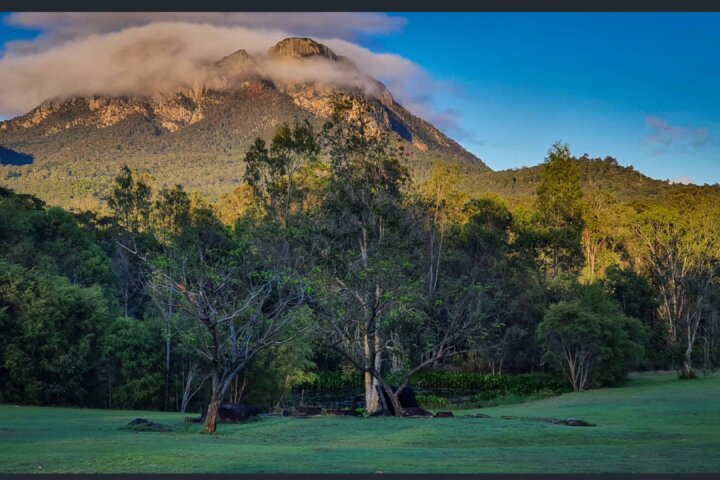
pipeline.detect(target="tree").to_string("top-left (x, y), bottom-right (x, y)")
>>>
top-left (151, 185), bottom-right (192, 410)
top-left (418, 162), bottom-right (467, 295)
top-left (630, 190), bottom-right (720, 378)
top-left (603, 266), bottom-right (666, 368)
top-left (581, 190), bottom-right (630, 282)
top-left (314, 97), bottom-right (410, 414)
top-left (133, 203), bottom-right (310, 432)
top-left (442, 196), bottom-right (522, 374)
top-left (243, 120), bottom-right (320, 227)
top-left (314, 100), bottom-right (493, 415)
top-left (107, 165), bottom-right (152, 235)
top-left (538, 284), bottom-right (645, 391)
top-left (107, 166), bottom-right (154, 317)
top-left (535, 143), bottom-right (584, 279)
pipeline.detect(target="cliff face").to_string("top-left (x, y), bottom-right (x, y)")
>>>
top-left (0, 37), bottom-right (485, 169)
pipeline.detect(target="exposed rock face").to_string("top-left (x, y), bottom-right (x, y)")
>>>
top-left (0, 37), bottom-right (485, 173)
top-left (268, 37), bottom-right (339, 61)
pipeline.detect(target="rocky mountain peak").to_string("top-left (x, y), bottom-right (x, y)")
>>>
top-left (268, 37), bottom-right (339, 61)
top-left (212, 49), bottom-right (261, 82)
top-left (215, 49), bottom-right (252, 68)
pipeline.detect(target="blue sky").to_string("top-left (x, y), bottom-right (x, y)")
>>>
top-left (366, 13), bottom-right (720, 184)
top-left (1, 12), bottom-right (718, 184)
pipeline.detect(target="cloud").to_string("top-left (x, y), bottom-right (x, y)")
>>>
top-left (670, 176), bottom-right (696, 185)
top-left (0, 13), bottom-right (466, 137)
top-left (3, 13), bottom-right (406, 53)
top-left (644, 116), bottom-right (711, 153)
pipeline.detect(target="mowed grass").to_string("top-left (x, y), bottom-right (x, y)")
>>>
top-left (1, 372), bottom-right (720, 473)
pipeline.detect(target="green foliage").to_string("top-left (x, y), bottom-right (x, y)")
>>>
top-left (108, 166), bottom-right (152, 233)
top-left (99, 316), bottom-right (165, 410)
top-left (415, 394), bottom-right (449, 408)
top-left (603, 266), bottom-right (668, 369)
top-left (0, 187), bottom-right (115, 291)
top-left (0, 261), bottom-right (111, 405)
top-left (534, 143), bottom-right (585, 278)
top-left (241, 340), bottom-right (318, 410)
top-left (538, 283), bottom-right (646, 390)
top-left (294, 370), bottom-right (364, 392)
top-left (412, 371), bottom-right (570, 395)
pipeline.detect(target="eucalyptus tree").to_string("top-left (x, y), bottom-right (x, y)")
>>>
top-left (313, 99), bottom-right (493, 415)
top-left (313, 97), bottom-right (411, 413)
top-left (630, 189), bottom-right (720, 378)
top-left (535, 143), bottom-right (585, 279)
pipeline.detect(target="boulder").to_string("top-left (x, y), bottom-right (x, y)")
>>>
top-left (297, 405), bottom-right (322, 416)
top-left (434, 411), bottom-right (454, 418)
top-left (127, 418), bottom-right (150, 426)
top-left (126, 418), bottom-right (169, 432)
top-left (324, 408), bottom-right (360, 416)
top-left (401, 407), bottom-right (433, 417)
top-left (376, 385), bottom-right (421, 416)
top-left (560, 418), bottom-right (595, 427)
top-left (201, 402), bottom-right (260, 422)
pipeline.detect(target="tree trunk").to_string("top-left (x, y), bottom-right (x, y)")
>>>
top-left (203, 391), bottom-right (223, 433)
top-left (203, 372), bottom-right (226, 433)
top-left (164, 299), bottom-right (173, 411)
top-left (164, 332), bottom-right (171, 411)
top-left (364, 371), bottom-right (380, 413)
top-left (680, 346), bottom-right (694, 379)
top-left (363, 331), bottom-right (382, 414)
top-left (389, 390), bottom-right (404, 417)
top-left (377, 380), bottom-right (403, 417)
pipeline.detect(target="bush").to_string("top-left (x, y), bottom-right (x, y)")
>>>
top-left (538, 283), bottom-right (646, 391)
top-left (416, 394), bottom-right (449, 408)
top-left (293, 370), bottom-right (363, 392)
top-left (412, 371), bottom-right (570, 395)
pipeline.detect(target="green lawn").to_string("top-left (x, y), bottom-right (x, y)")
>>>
top-left (2, 371), bottom-right (719, 473)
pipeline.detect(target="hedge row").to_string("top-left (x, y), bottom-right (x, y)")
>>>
top-left (413, 371), bottom-right (570, 395)
top-left (295, 371), bottom-right (570, 395)
top-left (294, 370), bottom-right (364, 391)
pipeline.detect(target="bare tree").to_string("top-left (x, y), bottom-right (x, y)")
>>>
top-left (142, 240), bottom-right (308, 432)
top-left (119, 183), bottom-right (310, 432)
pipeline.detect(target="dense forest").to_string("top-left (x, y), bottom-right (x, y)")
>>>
top-left (1, 101), bottom-right (719, 433)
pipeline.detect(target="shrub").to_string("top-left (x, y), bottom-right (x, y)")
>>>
top-left (416, 394), bottom-right (449, 408)
top-left (293, 370), bottom-right (364, 392)
top-left (412, 371), bottom-right (570, 395)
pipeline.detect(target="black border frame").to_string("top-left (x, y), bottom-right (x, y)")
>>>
top-left (2, 1), bottom-right (720, 11)
top-left (1, 3), bottom-right (719, 480)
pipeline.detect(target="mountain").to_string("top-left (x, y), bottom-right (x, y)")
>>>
top-left (0, 38), bottom-right (481, 166)
top-left (0, 37), bottom-right (705, 210)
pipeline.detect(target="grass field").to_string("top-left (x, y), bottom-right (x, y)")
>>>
top-left (1, 371), bottom-right (719, 473)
